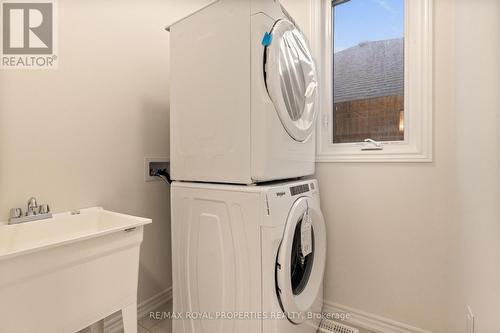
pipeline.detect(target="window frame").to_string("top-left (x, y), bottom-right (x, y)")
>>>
top-left (310, 0), bottom-right (433, 162)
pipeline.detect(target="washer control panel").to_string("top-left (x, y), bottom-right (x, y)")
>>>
top-left (290, 183), bottom-right (310, 196)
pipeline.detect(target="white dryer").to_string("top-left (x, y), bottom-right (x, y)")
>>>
top-left (168, 0), bottom-right (318, 184)
top-left (171, 179), bottom-right (326, 333)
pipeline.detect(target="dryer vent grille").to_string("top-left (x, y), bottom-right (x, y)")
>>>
top-left (319, 319), bottom-right (359, 333)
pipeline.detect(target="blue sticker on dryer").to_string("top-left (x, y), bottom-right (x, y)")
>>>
top-left (262, 32), bottom-right (273, 46)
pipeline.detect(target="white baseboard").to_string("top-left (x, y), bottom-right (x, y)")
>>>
top-left (104, 287), bottom-right (172, 333)
top-left (323, 301), bottom-right (434, 333)
top-left (99, 290), bottom-right (430, 333)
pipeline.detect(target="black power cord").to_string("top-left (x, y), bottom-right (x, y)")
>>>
top-left (152, 168), bottom-right (172, 184)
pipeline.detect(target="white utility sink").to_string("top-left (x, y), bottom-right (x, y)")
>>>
top-left (0, 207), bottom-right (151, 333)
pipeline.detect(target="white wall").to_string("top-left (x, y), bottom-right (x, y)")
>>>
top-left (310, 0), bottom-right (500, 332)
top-left (453, 0), bottom-right (500, 332)
top-left (315, 0), bottom-right (456, 329)
top-left (285, 0), bottom-right (466, 331)
top-left (281, 0), bottom-right (456, 331)
top-left (0, 0), bottom-right (210, 305)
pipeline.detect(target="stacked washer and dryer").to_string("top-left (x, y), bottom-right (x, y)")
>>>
top-left (168, 1), bottom-right (327, 332)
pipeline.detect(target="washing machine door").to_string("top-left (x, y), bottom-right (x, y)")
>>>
top-left (276, 196), bottom-right (326, 324)
top-left (265, 19), bottom-right (318, 142)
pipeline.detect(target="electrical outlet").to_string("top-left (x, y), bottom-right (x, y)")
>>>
top-left (144, 157), bottom-right (170, 182)
top-left (466, 306), bottom-right (474, 333)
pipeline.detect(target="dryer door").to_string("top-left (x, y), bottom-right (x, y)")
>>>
top-left (276, 197), bottom-right (326, 324)
top-left (265, 19), bottom-right (318, 142)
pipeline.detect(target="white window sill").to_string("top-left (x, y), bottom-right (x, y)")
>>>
top-left (316, 141), bottom-right (433, 163)
top-left (316, 148), bottom-right (432, 163)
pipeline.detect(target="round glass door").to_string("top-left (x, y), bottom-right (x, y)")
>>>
top-left (265, 19), bottom-right (318, 142)
top-left (276, 197), bottom-right (326, 324)
top-left (290, 217), bottom-right (314, 296)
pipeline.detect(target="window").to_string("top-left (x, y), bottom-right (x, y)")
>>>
top-left (311, 0), bottom-right (433, 162)
top-left (333, 0), bottom-right (405, 144)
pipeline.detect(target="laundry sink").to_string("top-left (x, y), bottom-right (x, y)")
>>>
top-left (0, 207), bottom-right (151, 333)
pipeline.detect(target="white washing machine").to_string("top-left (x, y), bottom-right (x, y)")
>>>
top-left (168, 0), bottom-right (318, 184)
top-left (171, 179), bottom-right (326, 333)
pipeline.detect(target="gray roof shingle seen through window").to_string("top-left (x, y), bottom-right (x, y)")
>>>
top-left (334, 38), bottom-right (404, 103)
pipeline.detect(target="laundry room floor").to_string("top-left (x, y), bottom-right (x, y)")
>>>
top-left (76, 300), bottom-right (374, 333)
top-left (77, 301), bottom-right (172, 333)
top-left (137, 301), bottom-right (173, 333)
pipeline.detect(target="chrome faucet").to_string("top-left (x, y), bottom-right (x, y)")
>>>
top-left (26, 197), bottom-right (38, 216)
top-left (8, 197), bottom-right (52, 225)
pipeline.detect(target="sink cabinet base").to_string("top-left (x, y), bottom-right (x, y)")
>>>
top-left (0, 226), bottom-right (144, 333)
top-left (89, 302), bottom-right (137, 333)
